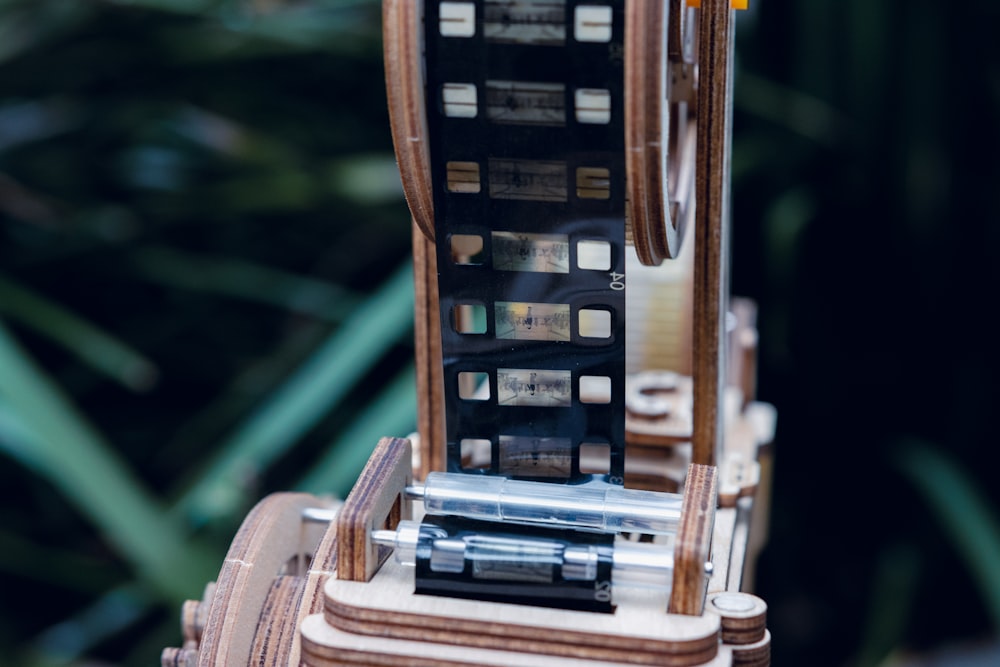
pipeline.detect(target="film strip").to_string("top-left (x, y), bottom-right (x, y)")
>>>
top-left (413, 515), bottom-right (617, 613)
top-left (426, 0), bottom-right (627, 483)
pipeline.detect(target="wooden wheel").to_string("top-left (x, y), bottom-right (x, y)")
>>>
top-left (626, 0), bottom-right (674, 266)
top-left (626, 0), bottom-right (699, 265)
top-left (162, 492), bottom-right (338, 667)
top-left (389, 0), bottom-right (696, 261)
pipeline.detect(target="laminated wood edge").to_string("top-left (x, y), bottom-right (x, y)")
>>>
top-left (691, 0), bottom-right (734, 467)
top-left (384, 0), bottom-right (434, 240)
top-left (413, 224), bottom-right (445, 478)
top-left (669, 464), bottom-right (718, 615)
top-left (336, 437), bottom-right (413, 581)
top-left (196, 493), bottom-right (327, 667)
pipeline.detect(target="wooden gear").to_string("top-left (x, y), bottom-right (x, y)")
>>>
top-left (162, 1), bottom-right (776, 665)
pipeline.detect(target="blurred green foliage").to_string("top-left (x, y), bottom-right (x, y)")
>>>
top-left (0, 0), bottom-right (998, 665)
top-left (735, 1), bottom-right (1000, 664)
top-left (0, 1), bottom-right (415, 664)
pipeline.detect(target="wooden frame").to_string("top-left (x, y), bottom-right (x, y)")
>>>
top-left (162, 2), bottom-right (775, 665)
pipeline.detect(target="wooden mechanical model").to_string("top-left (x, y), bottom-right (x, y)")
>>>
top-left (162, 0), bottom-right (777, 665)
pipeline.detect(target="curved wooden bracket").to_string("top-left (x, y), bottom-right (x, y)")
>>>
top-left (384, 0), bottom-right (435, 241)
top-left (626, 0), bottom-right (677, 265)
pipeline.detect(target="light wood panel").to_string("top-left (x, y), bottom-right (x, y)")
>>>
top-left (322, 556), bottom-right (720, 666)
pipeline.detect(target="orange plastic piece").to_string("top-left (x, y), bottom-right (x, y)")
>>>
top-left (686, 0), bottom-right (749, 9)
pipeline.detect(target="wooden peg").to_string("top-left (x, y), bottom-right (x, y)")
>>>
top-left (730, 630), bottom-right (771, 666)
top-left (159, 647), bottom-right (197, 667)
top-left (706, 592), bottom-right (767, 645)
top-left (179, 599), bottom-right (203, 645)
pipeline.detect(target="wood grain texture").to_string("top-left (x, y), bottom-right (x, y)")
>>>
top-left (164, 493), bottom-right (341, 666)
top-left (252, 504), bottom-right (341, 667)
top-left (624, 442), bottom-right (690, 493)
top-left (322, 553), bottom-right (720, 666)
top-left (625, 374), bottom-right (693, 446)
top-left (336, 436), bottom-right (413, 582)
top-left (730, 630), bottom-right (770, 666)
top-left (705, 592), bottom-right (767, 645)
top-left (161, 0), bottom-right (779, 663)
top-left (304, 508), bottom-right (341, 611)
top-left (669, 464), bottom-right (718, 616)
top-left (249, 576), bottom-right (308, 666)
top-left (265, 510), bottom-right (342, 667)
top-left (383, 0), bottom-right (434, 241)
top-left (195, 492), bottom-right (329, 667)
top-left (668, 0), bottom-right (685, 60)
top-left (691, 0), bottom-right (734, 467)
top-left (625, 0), bottom-right (678, 265)
top-left (303, 613), bottom-right (732, 667)
top-left (412, 223), bottom-right (445, 479)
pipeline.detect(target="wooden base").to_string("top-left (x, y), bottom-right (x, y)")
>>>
top-left (162, 433), bottom-right (772, 666)
top-left (303, 436), bottom-right (742, 666)
top-left (304, 613), bottom-right (740, 666)
top-left (320, 555), bottom-right (719, 666)
top-left (303, 612), bottom-right (739, 666)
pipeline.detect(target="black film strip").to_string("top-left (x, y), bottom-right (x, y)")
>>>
top-left (425, 0), bottom-right (626, 484)
top-left (414, 515), bottom-right (616, 613)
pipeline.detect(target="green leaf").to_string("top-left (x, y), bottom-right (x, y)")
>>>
top-left (129, 246), bottom-right (359, 323)
top-left (29, 584), bottom-right (152, 664)
top-left (855, 543), bottom-right (922, 667)
top-left (0, 527), bottom-right (121, 592)
top-left (108, 0), bottom-right (380, 54)
top-left (734, 72), bottom-right (848, 147)
top-left (297, 363), bottom-right (416, 498)
top-left (0, 273), bottom-right (158, 391)
top-left (894, 439), bottom-right (1000, 632)
top-left (0, 323), bottom-right (217, 600)
top-left (174, 260), bottom-right (414, 524)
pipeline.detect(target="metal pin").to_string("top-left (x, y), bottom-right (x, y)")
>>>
top-left (302, 506), bottom-right (340, 524)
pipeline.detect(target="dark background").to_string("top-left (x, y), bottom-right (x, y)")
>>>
top-left (1, 1), bottom-right (998, 665)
